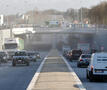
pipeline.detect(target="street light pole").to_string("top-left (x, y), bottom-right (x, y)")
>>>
top-left (80, 1), bottom-right (83, 24)
top-left (10, 25), bottom-right (13, 38)
top-left (81, 8), bottom-right (83, 24)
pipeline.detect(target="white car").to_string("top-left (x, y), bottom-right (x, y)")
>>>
top-left (77, 54), bottom-right (91, 67)
top-left (86, 53), bottom-right (107, 81)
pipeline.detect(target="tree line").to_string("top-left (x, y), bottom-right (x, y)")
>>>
top-left (66, 1), bottom-right (107, 25)
top-left (89, 1), bottom-right (107, 25)
top-left (6, 1), bottom-right (107, 25)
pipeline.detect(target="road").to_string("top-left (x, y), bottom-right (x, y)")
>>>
top-left (68, 60), bottom-right (107, 90)
top-left (0, 52), bottom-right (48, 90)
top-left (1, 51), bottom-right (107, 90)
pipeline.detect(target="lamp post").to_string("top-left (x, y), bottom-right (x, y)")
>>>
top-left (81, 8), bottom-right (83, 24)
top-left (80, 1), bottom-right (83, 24)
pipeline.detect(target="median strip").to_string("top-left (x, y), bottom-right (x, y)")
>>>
top-left (62, 56), bottom-right (86, 90)
top-left (26, 55), bottom-right (48, 90)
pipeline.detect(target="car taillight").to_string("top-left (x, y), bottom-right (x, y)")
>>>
top-left (91, 65), bottom-right (94, 72)
top-left (80, 59), bottom-right (83, 61)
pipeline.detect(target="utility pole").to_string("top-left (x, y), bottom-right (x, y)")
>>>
top-left (10, 24), bottom-right (13, 38)
top-left (80, 0), bottom-right (83, 24)
top-left (7, 15), bottom-right (13, 38)
top-left (81, 8), bottom-right (83, 24)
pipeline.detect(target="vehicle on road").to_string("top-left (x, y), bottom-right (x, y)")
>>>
top-left (86, 53), bottom-right (107, 81)
top-left (0, 51), bottom-right (9, 63)
top-left (12, 51), bottom-right (30, 66)
top-left (90, 49), bottom-right (97, 54)
top-left (69, 49), bottom-right (82, 61)
top-left (35, 52), bottom-right (41, 59)
top-left (63, 50), bottom-right (69, 57)
top-left (3, 38), bottom-right (24, 60)
top-left (65, 51), bottom-right (72, 60)
top-left (62, 46), bottom-right (71, 58)
top-left (77, 54), bottom-right (91, 67)
top-left (27, 51), bottom-right (37, 62)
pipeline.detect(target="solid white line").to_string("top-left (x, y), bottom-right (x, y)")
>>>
top-left (26, 55), bottom-right (48, 90)
top-left (62, 56), bottom-right (86, 90)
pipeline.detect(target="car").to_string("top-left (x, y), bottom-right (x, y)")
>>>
top-left (27, 51), bottom-right (37, 62)
top-left (63, 50), bottom-right (69, 58)
top-left (90, 49), bottom-right (97, 54)
top-left (69, 49), bottom-right (82, 61)
top-left (77, 54), bottom-right (91, 67)
top-left (66, 51), bottom-right (72, 60)
top-left (63, 50), bottom-right (67, 57)
top-left (0, 51), bottom-right (9, 63)
top-left (12, 51), bottom-right (30, 66)
top-left (35, 52), bottom-right (41, 59)
top-left (86, 53), bottom-right (107, 82)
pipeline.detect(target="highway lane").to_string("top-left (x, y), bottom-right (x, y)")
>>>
top-left (68, 60), bottom-right (107, 90)
top-left (0, 52), bottom-right (48, 90)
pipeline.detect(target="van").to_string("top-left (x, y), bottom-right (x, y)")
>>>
top-left (86, 53), bottom-right (107, 81)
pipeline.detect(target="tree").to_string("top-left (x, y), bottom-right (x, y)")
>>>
top-left (88, 1), bottom-right (107, 25)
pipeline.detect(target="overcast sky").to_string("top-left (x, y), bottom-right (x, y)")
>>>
top-left (0, 0), bottom-right (106, 15)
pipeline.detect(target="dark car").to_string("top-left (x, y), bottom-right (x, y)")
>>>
top-left (0, 51), bottom-right (9, 63)
top-left (69, 49), bottom-right (82, 61)
top-left (66, 51), bottom-right (72, 60)
top-left (77, 54), bottom-right (91, 67)
top-left (27, 51), bottom-right (37, 62)
top-left (90, 49), bottom-right (97, 54)
top-left (63, 50), bottom-right (69, 57)
top-left (12, 51), bottom-right (30, 66)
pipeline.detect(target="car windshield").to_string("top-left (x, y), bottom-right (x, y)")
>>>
top-left (82, 55), bottom-right (91, 58)
top-left (4, 44), bottom-right (17, 49)
top-left (0, 52), bottom-right (6, 56)
top-left (72, 50), bottom-right (82, 54)
top-left (35, 52), bottom-right (39, 55)
top-left (27, 53), bottom-right (35, 56)
top-left (15, 52), bottom-right (26, 56)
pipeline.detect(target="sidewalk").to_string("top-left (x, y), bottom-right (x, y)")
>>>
top-left (28, 49), bottom-right (84, 90)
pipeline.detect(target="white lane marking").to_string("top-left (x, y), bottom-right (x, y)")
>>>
top-left (26, 55), bottom-right (48, 90)
top-left (62, 56), bottom-right (86, 90)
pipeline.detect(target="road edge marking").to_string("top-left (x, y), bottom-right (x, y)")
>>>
top-left (62, 56), bottom-right (86, 90)
top-left (26, 55), bottom-right (48, 90)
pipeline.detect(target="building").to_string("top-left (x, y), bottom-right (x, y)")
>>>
top-left (0, 29), bottom-right (11, 50)
top-left (0, 15), bottom-right (4, 26)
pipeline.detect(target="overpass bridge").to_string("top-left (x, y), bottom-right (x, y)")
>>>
top-left (10, 27), bottom-right (107, 50)
top-left (34, 27), bottom-right (107, 34)
top-left (11, 27), bottom-right (107, 35)
top-left (0, 27), bottom-right (107, 50)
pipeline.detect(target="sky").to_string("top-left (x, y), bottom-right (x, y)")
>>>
top-left (0, 0), bottom-right (106, 15)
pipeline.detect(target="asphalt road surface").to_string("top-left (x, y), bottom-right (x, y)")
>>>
top-left (68, 60), bottom-right (107, 90)
top-left (0, 52), bottom-right (47, 90)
